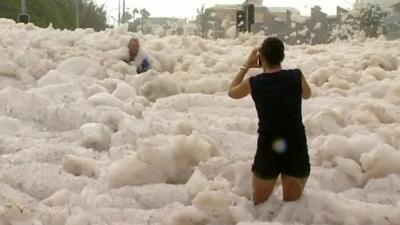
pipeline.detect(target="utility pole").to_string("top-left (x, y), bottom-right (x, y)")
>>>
top-left (18, 0), bottom-right (29, 23)
top-left (141, 9), bottom-right (144, 33)
top-left (118, 0), bottom-right (121, 25)
top-left (245, 0), bottom-right (249, 32)
top-left (75, 0), bottom-right (80, 28)
top-left (21, 0), bottom-right (27, 14)
top-left (123, 0), bottom-right (126, 19)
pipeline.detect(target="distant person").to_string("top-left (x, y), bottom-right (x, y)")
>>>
top-left (124, 38), bottom-right (150, 74)
top-left (228, 37), bottom-right (312, 205)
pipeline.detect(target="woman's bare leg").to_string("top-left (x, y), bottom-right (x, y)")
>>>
top-left (281, 175), bottom-right (308, 201)
top-left (252, 175), bottom-right (277, 205)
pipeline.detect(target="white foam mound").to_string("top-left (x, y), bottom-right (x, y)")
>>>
top-left (0, 87), bottom-right (50, 122)
top-left (95, 184), bottom-right (188, 209)
top-left (185, 169), bottom-right (209, 199)
top-left (37, 57), bottom-right (105, 87)
top-left (0, 183), bottom-right (38, 224)
top-left (184, 78), bottom-right (227, 94)
top-left (65, 214), bottom-right (90, 225)
top-left (41, 189), bottom-right (72, 207)
top-left (107, 133), bottom-right (213, 188)
top-left (0, 60), bottom-right (19, 78)
top-left (62, 154), bottom-right (97, 177)
top-left (167, 206), bottom-right (208, 225)
top-left (80, 123), bottom-right (113, 151)
top-left (0, 163), bottom-right (89, 200)
top-left (87, 92), bottom-right (125, 109)
top-left (106, 156), bottom-right (167, 188)
top-left (112, 82), bottom-right (137, 100)
top-left (360, 144), bottom-right (400, 183)
top-left (314, 133), bottom-right (380, 166)
top-left (1, 20), bottom-right (400, 225)
top-left (139, 74), bottom-right (181, 101)
top-left (0, 116), bottom-right (22, 134)
top-left (192, 191), bottom-right (236, 225)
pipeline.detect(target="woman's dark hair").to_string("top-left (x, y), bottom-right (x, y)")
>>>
top-left (260, 37), bottom-right (285, 66)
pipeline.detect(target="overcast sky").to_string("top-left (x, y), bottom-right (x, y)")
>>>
top-left (95, 0), bottom-right (357, 20)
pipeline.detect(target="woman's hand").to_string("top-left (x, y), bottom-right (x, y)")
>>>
top-left (244, 48), bottom-right (261, 69)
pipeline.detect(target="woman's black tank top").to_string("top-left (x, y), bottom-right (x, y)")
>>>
top-left (249, 69), bottom-right (304, 133)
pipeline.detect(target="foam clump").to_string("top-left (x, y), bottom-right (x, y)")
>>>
top-left (360, 144), bottom-right (400, 183)
top-left (107, 133), bottom-right (213, 188)
top-left (0, 116), bottom-right (22, 134)
top-left (304, 108), bottom-right (344, 136)
top-left (0, 87), bottom-right (50, 122)
top-left (87, 92), bottom-right (125, 109)
top-left (80, 122), bottom-right (112, 151)
top-left (0, 59), bottom-right (19, 78)
top-left (184, 78), bottom-right (227, 94)
top-left (41, 189), bottom-right (72, 207)
top-left (360, 53), bottom-right (398, 71)
top-left (62, 154), bottom-right (97, 177)
top-left (0, 183), bottom-right (38, 225)
top-left (167, 206), bottom-right (208, 225)
top-left (37, 57), bottom-right (105, 87)
top-left (112, 82), bottom-right (137, 100)
top-left (95, 184), bottom-right (188, 209)
top-left (0, 163), bottom-right (89, 200)
top-left (1, 21), bottom-right (400, 225)
top-left (192, 191), bottom-right (236, 225)
top-left (313, 133), bottom-right (379, 166)
top-left (385, 83), bottom-right (400, 104)
top-left (65, 214), bottom-right (90, 225)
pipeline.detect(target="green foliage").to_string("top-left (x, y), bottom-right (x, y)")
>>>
top-left (358, 4), bottom-right (387, 38)
top-left (332, 4), bottom-right (387, 40)
top-left (0, 0), bottom-right (107, 31)
top-left (121, 12), bottom-right (132, 24)
top-left (196, 5), bottom-right (215, 38)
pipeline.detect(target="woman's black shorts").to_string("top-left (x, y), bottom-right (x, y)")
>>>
top-left (252, 127), bottom-right (310, 179)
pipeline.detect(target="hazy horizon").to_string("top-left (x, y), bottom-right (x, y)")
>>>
top-left (95, 0), bottom-right (356, 20)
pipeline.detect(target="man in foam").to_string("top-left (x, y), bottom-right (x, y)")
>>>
top-left (124, 37), bottom-right (151, 74)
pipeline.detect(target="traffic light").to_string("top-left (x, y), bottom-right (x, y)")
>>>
top-left (236, 10), bottom-right (245, 32)
top-left (18, 14), bottom-right (29, 24)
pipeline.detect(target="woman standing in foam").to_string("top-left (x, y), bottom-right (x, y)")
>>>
top-left (228, 37), bottom-right (312, 205)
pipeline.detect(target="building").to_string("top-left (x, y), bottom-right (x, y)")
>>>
top-left (198, 4), bottom-right (275, 38)
top-left (200, 3), bottom-right (308, 39)
top-left (268, 7), bottom-right (301, 21)
top-left (198, 1), bottom-right (333, 44)
top-left (209, 4), bottom-right (274, 25)
top-left (131, 17), bottom-right (186, 35)
top-left (383, 1), bottom-right (400, 39)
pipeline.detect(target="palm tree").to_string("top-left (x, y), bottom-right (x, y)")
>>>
top-left (132, 8), bottom-right (139, 21)
top-left (140, 8), bottom-right (150, 33)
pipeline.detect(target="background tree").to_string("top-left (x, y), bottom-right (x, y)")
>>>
top-left (196, 5), bottom-right (207, 38)
top-left (0, 0), bottom-right (107, 31)
top-left (196, 5), bottom-right (214, 38)
top-left (331, 4), bottom-right (387, 40)
top-left (358, 4), bottom-right (386, 38)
